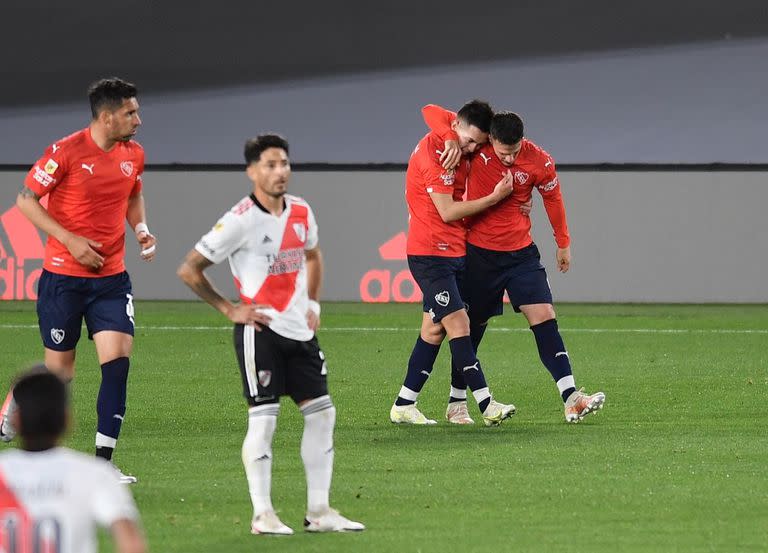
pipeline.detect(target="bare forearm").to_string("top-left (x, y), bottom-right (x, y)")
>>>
top-left (16, 188), bottom-right (72, 244)
top-left (440, 195), bottom-right (496, 222)
top-left (306, 249), bottom-right (323, 301)
top-left (126, 193), bottom-right (147, 230)
top-left (177, 260), bottom-right (233, 317)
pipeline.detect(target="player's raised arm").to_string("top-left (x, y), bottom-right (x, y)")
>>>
top-left (422, 104), bottom-right (461, 169)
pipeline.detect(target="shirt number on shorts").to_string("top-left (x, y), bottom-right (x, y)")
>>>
top-left (126, 293), bottom-right (135, 326)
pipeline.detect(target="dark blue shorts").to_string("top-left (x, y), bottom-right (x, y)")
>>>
top-left (463, 243), bottom-right (553, 323)
top-left (407, 255), bottom-right (466, 323)
top-left (36, 270), bottom-right (135, 351)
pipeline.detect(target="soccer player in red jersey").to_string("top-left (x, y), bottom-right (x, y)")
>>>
top-left (0, 78), bottom-right (156, 480)
top-left (423, 104), bottom-right (606, 423)
top-left (390, 100), bottom-right (517, 427)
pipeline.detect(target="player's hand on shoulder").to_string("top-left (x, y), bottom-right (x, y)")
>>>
top-left (136, 230), bottom-right (157, 262)
top-left (227, 303), bottom-right (272, 330)
top-left (440, 140), bottom-right (461, 170)
top-left (64, 233), bottom-right (104, 271)
top-left (556, 246), bottom-right (571, 273)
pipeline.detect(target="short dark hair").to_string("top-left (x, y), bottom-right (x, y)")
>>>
top-left (456, 99), bottom-right (494, 133)
top-left (88, 77), bottom-right (138, 118)
top-left (490, 111), bottom-right (525, 145)
top-left (244, 134), bottom-right (290, 165)
top-left (12, 367), bottom-right (67, 451)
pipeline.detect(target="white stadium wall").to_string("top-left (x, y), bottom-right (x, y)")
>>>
top-left (1, 169), bottom-right (766, 303)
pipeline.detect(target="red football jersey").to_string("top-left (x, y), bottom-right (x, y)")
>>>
top-left (422, 104), bottom-right (569, 252)
top-left (24, 128), bottom-right (145, 277)
top-left (467, 141), bottom-right (570, 251)
top-left (405, 131), bottom-right (468, 257)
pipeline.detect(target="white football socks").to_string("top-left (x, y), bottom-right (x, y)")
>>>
top-left (300, 395), bottom-right (336, 514)
top-left (242, 403), bottom-right (279, 517)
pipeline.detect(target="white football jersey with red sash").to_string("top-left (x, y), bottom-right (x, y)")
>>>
top-left (0, 448), bottom-right (139, 553)
top-left (195, 193), bottom-right (319, 341)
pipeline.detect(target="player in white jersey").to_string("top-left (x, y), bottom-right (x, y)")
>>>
top-left (177, 134), bottom-right (364, 536)
top-left (0, 368), bottom-right (145, 553)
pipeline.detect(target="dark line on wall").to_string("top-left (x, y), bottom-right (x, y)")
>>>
top-left (2, 163), bottom-right (768, 172)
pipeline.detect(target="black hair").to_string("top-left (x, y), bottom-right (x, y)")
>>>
top-left (12, 367), bottom-right (67, 451)
top-left (490, 111), bottom-right (525, 145)
top-left (244, 134), bottom-right (290, 165)
top-left (456, 99), bottom-right (494, 133)
top-left (88, 77), bottom-right (138, 119)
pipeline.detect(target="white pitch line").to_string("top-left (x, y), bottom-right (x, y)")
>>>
top-left (0, 324), bottom-right (765, 334)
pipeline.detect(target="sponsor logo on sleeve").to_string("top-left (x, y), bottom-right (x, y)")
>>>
top-left (539, 176), bottom-right (559, 191)
top-left (32, 166), bottom-right (55, 187)
top-left (44, 159), bottom-right (59, 174)
top-left (439, 171), bottom-right (455, 186)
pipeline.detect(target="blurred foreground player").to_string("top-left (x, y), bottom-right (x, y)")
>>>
top-left (1, 78), bottom-right (156, 481)
top-left (0, 368), bottom-right (146, 553)
top-left (178, 134), bottom-right (364, 535)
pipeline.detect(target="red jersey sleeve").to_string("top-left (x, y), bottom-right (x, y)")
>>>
top-left (417, 141), bottom-right (458, 195)
top-left (421, 104), bottom-right (459, 142)
top-left (24, 142), bottom-right (70, 197)
top-left (535, 155), bottom-right (570, 248)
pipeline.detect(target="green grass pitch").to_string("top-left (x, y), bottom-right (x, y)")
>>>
top-left (1, 301), bottom-right (767, 552)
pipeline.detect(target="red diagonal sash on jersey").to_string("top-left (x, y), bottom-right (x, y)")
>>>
top-left (0, 469), bottom-right (32, 553)
top-left (248, 204), bottom-right (309, 312)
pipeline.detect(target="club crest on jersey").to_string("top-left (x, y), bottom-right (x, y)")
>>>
top-left (120, 161), bottom-right (134, 177)
top-left (44, 159), bottom-right (59, 174)
top-left (293, 223), bottom-right (306, 243)
top-left (514, 171), bottom-right (529, 185)
top-left (258, 370), bottom-right (272, 388)
top-left (434, 290), bottom-right (450, 307)
top-left (50, 328), bottom-right (65, 345)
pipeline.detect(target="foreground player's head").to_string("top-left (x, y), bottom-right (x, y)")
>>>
top-left (452, 99), bottom-right (494, 155)
top-left (88, 77), bottom-right (141, 142)
top-left (244, 134), bottom-right (291, 199)
top-left (490, 111), bottom-right (525, 166)
top-left (12, 367), bottom-right (68, 452)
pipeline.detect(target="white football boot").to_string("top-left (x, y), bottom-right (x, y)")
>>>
top-left (389, 403), bottom-right (437, 425)
top-left (445, 401), bottom-right (474, 424)
top-left (304, 508), bottom-right (365, 532)
top-left (564, 388), bottom-right (605, 423)
top-left (251, 510), bottom-right (294, 535)
top-left (481, 399), bottom-right (516, 427)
